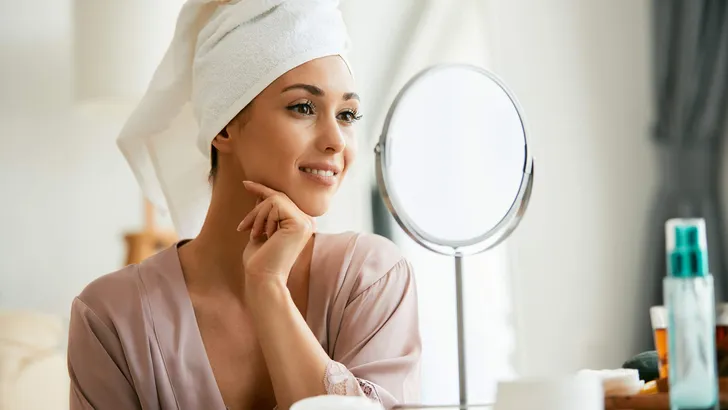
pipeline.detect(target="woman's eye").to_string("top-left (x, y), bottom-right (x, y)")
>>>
top-left (288, 102), bottom-right (315, 115)
top-left (338, 110), bottom-right (362, 124)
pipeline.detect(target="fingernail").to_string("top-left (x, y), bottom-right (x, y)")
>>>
top-left (236, 221), bottom-right (244, 231)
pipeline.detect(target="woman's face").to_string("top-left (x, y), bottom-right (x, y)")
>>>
top-left (220, 56), bottom-right (359, 217)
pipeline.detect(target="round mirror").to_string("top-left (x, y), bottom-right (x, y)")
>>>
top-left (375, 64), bottom-right (533, 256)
top-left (375, 64), bottom-right (534, 407)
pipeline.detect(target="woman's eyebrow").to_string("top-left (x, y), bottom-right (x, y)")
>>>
top-left (343, 92), bottom-right (360, 101)
top-left (282, 83), bottom-right (324, 96)
top-left (282, 84), bottom-right (360, 101)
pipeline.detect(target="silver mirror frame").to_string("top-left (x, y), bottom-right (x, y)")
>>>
top-left (374, 63), bottom-right (534, 257)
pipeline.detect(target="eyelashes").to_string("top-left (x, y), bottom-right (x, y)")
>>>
top-left (286, 100), bottom-right (363, 124)
top-left (339, 109), bottom-right (363, 123)
top-left (287, 101), bottom-right (315, 116)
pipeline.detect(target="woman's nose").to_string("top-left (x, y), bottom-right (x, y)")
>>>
top-left (317, 119), bottom-right (346, 153)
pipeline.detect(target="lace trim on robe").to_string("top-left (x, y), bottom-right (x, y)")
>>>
top-left (263, 361), bottom-right (381, 410)
top-left (323, 360), bottom-right (381, 402)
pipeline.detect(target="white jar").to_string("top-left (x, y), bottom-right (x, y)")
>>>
top-left (291, 396), bottom-right (384, 410)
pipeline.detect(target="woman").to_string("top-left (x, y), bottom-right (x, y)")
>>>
top-left (66, 1), bottom-right (421, 409)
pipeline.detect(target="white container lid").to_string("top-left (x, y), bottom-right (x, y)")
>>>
top-left (291, 396), bottom-right (384, 410)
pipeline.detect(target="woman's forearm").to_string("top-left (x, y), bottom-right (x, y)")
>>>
top-left (245, 276), bottom-right (330, 410)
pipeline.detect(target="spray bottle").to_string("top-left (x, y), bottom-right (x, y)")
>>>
top-left (664, 218), bottom-right (718, 410)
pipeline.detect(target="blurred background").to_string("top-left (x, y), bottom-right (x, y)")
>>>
top-left (2, 0), bottom-right (727, 409)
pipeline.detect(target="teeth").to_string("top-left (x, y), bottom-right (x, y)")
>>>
top-left (302, 168), bottom-right (335, 177)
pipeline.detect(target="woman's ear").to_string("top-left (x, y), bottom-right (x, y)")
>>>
top-left (212, 106), bottom-right (251, 153)
top-left (211, 125), bottom-right (234, 154)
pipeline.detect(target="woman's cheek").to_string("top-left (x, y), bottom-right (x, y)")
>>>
top-left (345, 133), bottom-right (358, 162)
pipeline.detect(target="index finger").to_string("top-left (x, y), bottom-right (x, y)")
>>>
top-left (242, 181), bottom-right (279, 198)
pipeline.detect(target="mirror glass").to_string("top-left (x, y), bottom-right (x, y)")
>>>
top-left (377, 65), bottom-right (532, 254)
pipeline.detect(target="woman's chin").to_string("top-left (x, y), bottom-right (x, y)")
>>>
top-left (296, 199), bottom-right (330, 218)
top-left (301, 205), bottom-right (328, 218)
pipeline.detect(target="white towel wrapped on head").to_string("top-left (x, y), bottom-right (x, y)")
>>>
top-left (117, 0), bottom-right (352, 238)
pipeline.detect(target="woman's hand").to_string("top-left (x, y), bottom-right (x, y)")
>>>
top-left (237, 181), bottom-right (315, 284)
top-left (236, 181), bottom-right (331, 408)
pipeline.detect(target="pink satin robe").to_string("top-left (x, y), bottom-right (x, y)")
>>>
top-left (67, 232), bottom-right (421, 410)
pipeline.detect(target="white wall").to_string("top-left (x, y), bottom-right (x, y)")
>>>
top-left (486, 0), bottom-right (657, 375)
top-left (0, 0), bottom-right (145, 317)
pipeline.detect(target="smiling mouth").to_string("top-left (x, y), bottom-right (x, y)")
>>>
top-left (298, 167), bottom-right (338, 177)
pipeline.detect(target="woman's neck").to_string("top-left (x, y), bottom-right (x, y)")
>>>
top-left (180, 177), bottom-right (257, 294)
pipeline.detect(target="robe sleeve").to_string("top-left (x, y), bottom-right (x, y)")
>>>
top-left (67, 297), bottom-right (141, 410)
top-left (326, 258), bottom-right (421, 408)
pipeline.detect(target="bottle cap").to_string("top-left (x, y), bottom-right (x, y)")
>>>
top-left (665, 218), bottom-right (709, 277)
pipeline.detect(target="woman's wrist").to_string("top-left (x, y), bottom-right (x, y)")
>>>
top-left (244, 274), bottom-right (290, 310)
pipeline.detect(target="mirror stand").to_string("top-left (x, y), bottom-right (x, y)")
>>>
top-left (455, 254), bottom-right (468, 405)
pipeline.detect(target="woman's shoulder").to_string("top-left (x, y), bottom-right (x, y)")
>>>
top-left (317, 231), bottom-right (405, 269)
top-left (73, 246), bottom-right (178, 327)
top-left (73, 263), bottom-right (143, 327)
top-left (316, 231), bottom-right (412, 296)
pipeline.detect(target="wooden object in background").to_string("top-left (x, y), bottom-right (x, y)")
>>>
top-left (604, 378), bottom-right (728, 409)
top-left (605, 393), bottom-right (728, 410)
top-left (123, 200), bottom-right (178, 266)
